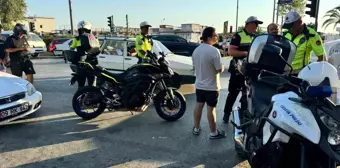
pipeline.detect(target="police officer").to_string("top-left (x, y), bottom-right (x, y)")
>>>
top-left (223, 16), bottom-right (263, 123)
top-left (282, 11), bottom-right (326, 75)
top-left (70, 20), bottom-right (99, 88)
top-left (135, 21), bottom-right (153, 63)
top-left (5, 23), bottom-right (35, 83)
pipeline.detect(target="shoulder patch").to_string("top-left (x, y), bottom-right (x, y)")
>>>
top-left (316, 40), bottom-right (321, 45)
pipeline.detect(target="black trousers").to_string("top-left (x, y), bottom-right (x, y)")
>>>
top-left (224, 61), bottom-right (248, 116)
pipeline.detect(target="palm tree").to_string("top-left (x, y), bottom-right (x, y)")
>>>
top-left (322, 5), bottom-right (340, 30)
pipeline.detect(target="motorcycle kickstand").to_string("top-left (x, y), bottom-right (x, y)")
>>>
top-left (129, 111), bottom-right (134, 115)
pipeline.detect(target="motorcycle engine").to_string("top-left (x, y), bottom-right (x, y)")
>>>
top-left (101, 81), bottom-right (122, 108)
top-left (122, 82), bottom-right (152, 108)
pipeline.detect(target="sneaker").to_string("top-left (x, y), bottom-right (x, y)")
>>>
top-left (223, 113), bottom-right (230, 123)
top-left (192, 127), bottom-right (201, 135)
top-left (210, 130), bottom-right (226, 139)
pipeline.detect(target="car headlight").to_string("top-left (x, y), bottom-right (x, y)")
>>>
top-left (318, 110), bottom-right (340, 145)
top-left (26, 83), bottom-right (36, 96)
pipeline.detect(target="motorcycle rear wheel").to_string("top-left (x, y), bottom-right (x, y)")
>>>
top-left (72, 86), bottom-right (106, 120)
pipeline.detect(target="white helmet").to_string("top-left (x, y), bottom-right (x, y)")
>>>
top-left (298, 62), bottom-right (340, 104)
top-left (77, 20), bottom-right (92, 30)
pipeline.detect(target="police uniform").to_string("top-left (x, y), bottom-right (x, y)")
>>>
top-left (5, 35), bottom-right (35, 77)
top-left (223, 29), bottom-right (254, 119)
top-left (283, 25), bottom-right (325, 72)
top-left (135, 33), bottom-right (152, 63)
top-left (70, 34), bottom-right (100, 87)
top-left (282, 11), bottom-right (325, 74)
top-left (223, 16), bottom-right (263, 122)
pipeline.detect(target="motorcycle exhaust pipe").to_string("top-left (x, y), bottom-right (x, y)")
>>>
top-left (233, 107), bottom-right (242, 139)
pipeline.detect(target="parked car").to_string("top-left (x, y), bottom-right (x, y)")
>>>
top-left (149, 34), bottom-right (200, 56)
top-left (0, 31), bottom-right (47, 57)
top-left (0, 71), bottom-right (42, 125)
top-left (97, 37), bottom-right (196, 84)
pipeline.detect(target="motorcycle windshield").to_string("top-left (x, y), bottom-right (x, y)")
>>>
top-left (152, 41), bottom-right (173, 56)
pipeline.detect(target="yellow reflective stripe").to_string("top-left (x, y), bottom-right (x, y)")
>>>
top-left (79, 61), bottom-right (94, 69)
top-left (101, 73), bottom-right (120, 84)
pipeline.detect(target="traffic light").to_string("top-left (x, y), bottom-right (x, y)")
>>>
top-left (107, 15), bottom-right (113, 30)
top-left (229, 26), bottom-right (233, 33)
top-left (305, 0), bottom-right (319, 18)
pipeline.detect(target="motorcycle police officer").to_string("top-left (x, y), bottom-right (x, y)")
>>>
top-left (223, 16), bottom-right (263, 123)
top-left (69, 20), bottom-right (100, 88)
top-left (5, 23), bottom-right (35, 83)
top-left (282, 11), bottom-right (326, 75)
top-left (135, 21), bottom-right (153, 63)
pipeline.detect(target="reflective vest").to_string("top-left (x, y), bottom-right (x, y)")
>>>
top-left (135, 34), bottom-right (152, 59)
top-left (284, 26), bottom-right (321, 70)
top-left (233, 30), bottom-right (254, 59)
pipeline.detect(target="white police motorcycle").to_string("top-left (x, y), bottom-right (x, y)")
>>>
top-left (231, 34), bottom-right (340, 168)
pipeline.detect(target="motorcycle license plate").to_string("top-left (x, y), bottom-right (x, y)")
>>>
top-left (0, 103), bottom-right (30, 119)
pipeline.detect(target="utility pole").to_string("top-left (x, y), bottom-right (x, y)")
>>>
top-left (272, 0), bottom-right (276, 23)
top-left (126, 14), bottom-right (129, 37)
top-left (276, 3), bottom-right (280, 24)
top-left (236, 0), bottom-right (239, 32)
top-left (68, 0), bottom-right (74, 35)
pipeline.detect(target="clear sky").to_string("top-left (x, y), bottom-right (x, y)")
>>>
top-left (26, 0), bottom-right (340, 33)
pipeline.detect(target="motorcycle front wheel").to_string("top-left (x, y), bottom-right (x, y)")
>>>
top-left (72, 86), bottom-right (106, 120)
top-left (154, 89), bottom-right (186, 122)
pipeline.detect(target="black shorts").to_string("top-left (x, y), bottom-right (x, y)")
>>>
top-left (196, 89), bottom-right (219, 107)
top-left (10, 59), bottom-right (36, 77)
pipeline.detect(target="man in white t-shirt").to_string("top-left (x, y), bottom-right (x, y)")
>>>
top-left (192, 27), bottom-right (225, 139)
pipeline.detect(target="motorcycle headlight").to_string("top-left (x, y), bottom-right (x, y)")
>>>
top-left (26, 83), bottom-right (36, 96)
top-left (318, 110), bottom-right (340, 145)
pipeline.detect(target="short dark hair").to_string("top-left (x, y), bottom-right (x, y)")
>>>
top-left (201, 27), bottom-right (216, 42)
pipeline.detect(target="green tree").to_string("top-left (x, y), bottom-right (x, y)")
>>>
top-left (322, 5), bottom-right (340, 30)
top-left (0, 0), bottom-right (27, 30)
top-left (278, 0), bottom-right (305, 16)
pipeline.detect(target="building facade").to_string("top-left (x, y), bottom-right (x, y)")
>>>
top-left (16, 16), bottom-right (56, 33)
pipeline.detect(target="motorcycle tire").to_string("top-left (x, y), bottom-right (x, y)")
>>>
top-left (72, 86), bottom-right (106, 120)
top-left (154, 90), bottom-right (186, 122)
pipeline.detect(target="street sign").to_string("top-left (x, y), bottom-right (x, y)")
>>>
top-left (278, 0), bottom-right (293, 4)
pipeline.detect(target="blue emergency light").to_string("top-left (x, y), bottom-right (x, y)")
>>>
top-left (306, 86), bottom-right (333, 98)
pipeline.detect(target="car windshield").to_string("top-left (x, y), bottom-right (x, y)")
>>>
top-left (152, 40), bottom-right (173, 55)
top-left (27, 34), bottom-right (43, 42)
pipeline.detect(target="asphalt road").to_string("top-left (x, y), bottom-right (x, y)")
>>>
top-left (0, 58), bottom-right (251, 168)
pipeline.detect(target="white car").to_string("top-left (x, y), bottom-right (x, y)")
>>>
top-left (0, 31), bottom-right (47, 57)
top-left (0, 72), bottom-right (42, 125)
top-left (98, 37), bottom-right (197, 84)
